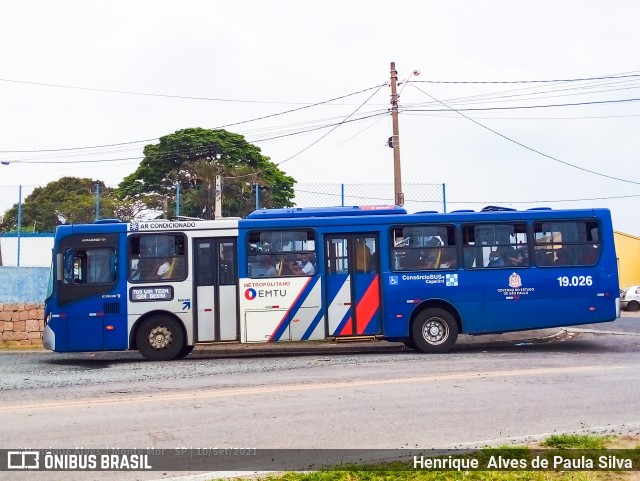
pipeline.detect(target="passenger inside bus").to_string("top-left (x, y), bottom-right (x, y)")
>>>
top-left (132, 257), bottom-right (163, 280)
top-left (258, 256), bottom-right (277, 277)
top-left (156, 259), bottom-right (171, 279)
top-left (488, 249), bottom-right (506, 267)
top-left (355, 238), bottom-right (373, 272)
top-left (419, 250), bottom-right (439, 269)
top-left (290, 253), bottom-right (315, 276)
top-left (507, 248), bottom-right (527, 267)
top-left (439, 248), bottom-right (458, 269)
top-left (554, 249), bottom-right (571, 266)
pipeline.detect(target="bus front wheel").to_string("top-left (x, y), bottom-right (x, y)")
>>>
top-left (176, 345), bottom-right (194, 359)
top-left (411, 308), bottom-right (458, 353)
top-left (136, 316), bottom-right (186, 361)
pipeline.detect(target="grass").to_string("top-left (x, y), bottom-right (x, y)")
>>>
top-left (541, 434), bottom-right (614, 450)
top-left (212, 434), bottom-right (640, 481)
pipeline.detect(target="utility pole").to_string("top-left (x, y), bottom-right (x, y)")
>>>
top-left (215, 175), bottom-right (222, 219)
top-left (390, 62), bottom-right (404, 206)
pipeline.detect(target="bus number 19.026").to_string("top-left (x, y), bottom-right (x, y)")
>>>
top-left (557, 275), bottom-right (593, 287)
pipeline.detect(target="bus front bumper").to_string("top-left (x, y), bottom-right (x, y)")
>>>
top-left (43, 324), bottom-right (55, 351)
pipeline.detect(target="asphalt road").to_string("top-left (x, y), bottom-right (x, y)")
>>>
top-left (1, 312), bottom-right (639, 481)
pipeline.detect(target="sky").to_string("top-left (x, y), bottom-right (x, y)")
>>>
top-left (1, 0), bottom-right (639, 234)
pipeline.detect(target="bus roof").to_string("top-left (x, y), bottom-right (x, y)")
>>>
top-left (240, 206), bottom-right (611, 229)
top-left (246, 205), bottom-right (407, 219)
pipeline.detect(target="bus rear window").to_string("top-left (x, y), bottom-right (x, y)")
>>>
top-left (534, 220), bottom-right (600, 266)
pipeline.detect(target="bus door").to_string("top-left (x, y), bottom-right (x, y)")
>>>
top-left (324, 234), bottom-right (382, 337)
top-left (194, 238), bottom-right (238, 342)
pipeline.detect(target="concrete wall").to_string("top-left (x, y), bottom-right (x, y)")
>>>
top-left (0, 303), bottom-right (43, 346)
top-left (0, 266), bottom-right (50, 303)
top-left (614, 231), bottom-right (640, 288)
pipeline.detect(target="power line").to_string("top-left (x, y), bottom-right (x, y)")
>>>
top-left (0, 108), bottom-right (388, 163)
top-left (3, 111), bottom-right (387, 165)
top-left (224, 84), bottom-right (387, 180)
top-left (403, 80), bottom-right (640, 110)
top-left (2, 156), bottom-right (143, 165)
top-left (408, 83), bottom-right (640, 186)
top-left (214, 84), bottom-right (385, 131)
top-left (287, 115), bottom-right (388, 172)
top-left (3, 73), bottom-right (638, 155)
top-left (0, 139), bottom-right (152, 154)
top-left (0, 77), bottom-right (324, 105)
top-left (410, 72), bottom-right (640, 84)
top-left (447, 193), bottom-right (640, 204)
top-left (295, 189), bottom-right (640, 204)
top-left (403, 112), bottom-right (640, 120)
top-left (274, 85), bottom-right (387, 167)
top-left (1, 112), bottom-right (388, 165)
top-left (399, 72), bottom-right (640, 116)
top-left (402, 96), bottom-right (640, 113)
top-left (250, 111), bottom-right (388, 144)
top-left (0, 84), bottom-right (386, 154)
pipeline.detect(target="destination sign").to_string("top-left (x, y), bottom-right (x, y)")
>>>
top-left (129, 286), bottom-right (174, 302)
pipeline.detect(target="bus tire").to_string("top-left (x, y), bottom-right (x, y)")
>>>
top-left (176, 345), bottom-right (194, 359)
top-left (136, 316), bottom-right (185, 361)
top-left (627, 301), bottom-right (640, 312)
top-left (403, 340), bottom-right (417, 350)
top-left (411, 308), bottom-right (458, 353)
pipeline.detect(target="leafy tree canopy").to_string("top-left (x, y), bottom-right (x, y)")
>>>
top-left (117, 128), bottom-right (296, 219)
top-left (1, 177), bottom-right (135, 233)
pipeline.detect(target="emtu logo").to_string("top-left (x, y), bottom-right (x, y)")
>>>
top-left (244, 288), bottom-right (257, 300)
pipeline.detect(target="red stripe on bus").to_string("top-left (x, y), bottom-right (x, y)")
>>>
top-left (355, 275), bottom-right (380, 334)
top-left (339, 316), bottom-right (353, 336)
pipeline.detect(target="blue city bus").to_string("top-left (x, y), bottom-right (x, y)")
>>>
top-left (43, 205), bottom-right (620, 360)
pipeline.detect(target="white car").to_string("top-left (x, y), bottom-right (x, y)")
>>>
top-left (621, 286), bottom-right (640, 312)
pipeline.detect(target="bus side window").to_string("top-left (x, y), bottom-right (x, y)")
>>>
top-left (63, 248), bottom-right (116, 284)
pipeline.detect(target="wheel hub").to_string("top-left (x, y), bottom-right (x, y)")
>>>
top-left (148, 326), bottom-right (172, 350)
top-left (423, 318), bottom-right (448, 345)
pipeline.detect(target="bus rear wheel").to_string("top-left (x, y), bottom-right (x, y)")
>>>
top-left (411, 308), bottom-right (458, 353)
top-left (136, 316), bottom-right (185, 361)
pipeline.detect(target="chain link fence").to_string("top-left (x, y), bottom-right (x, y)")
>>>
top-left (293, 183), bottom-right (445, 213)
top-left (1, 182), bottom-right (445, 266)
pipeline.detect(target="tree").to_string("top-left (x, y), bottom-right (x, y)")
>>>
top-left (0, 177), bottom-right (136, 233)
top-left (117, 128), bottom-right (295, 219)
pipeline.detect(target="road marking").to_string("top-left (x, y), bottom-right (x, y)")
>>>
top-left (0, 364), bottom-right (625, 413)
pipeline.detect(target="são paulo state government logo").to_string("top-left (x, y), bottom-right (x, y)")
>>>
top-left (508, 272), bottom-right (522, 288)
